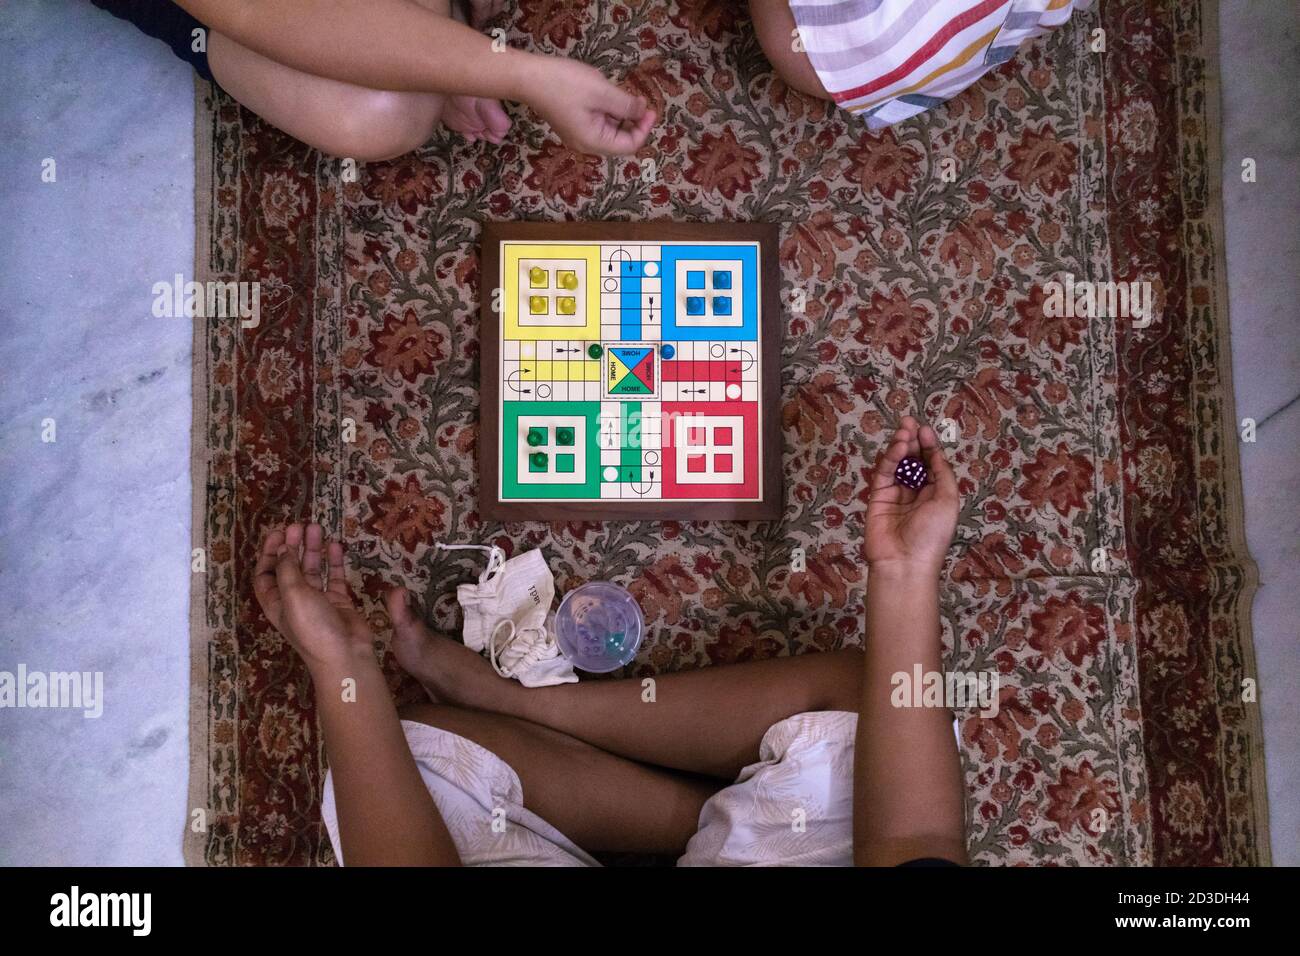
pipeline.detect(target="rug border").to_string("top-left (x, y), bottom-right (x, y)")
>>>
top-left (184, 74), bottom-right (218, 868)
top-left (1199, 0), bottom-right (1271, 865)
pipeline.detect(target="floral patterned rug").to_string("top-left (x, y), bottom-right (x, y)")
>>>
top-left (186, 0), bottom-right (1267, 865)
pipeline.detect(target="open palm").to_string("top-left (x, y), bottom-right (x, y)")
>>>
top-left (253, 523), bottom-right (373, 670)
top-left (865, 416), bottom-right (960, 575)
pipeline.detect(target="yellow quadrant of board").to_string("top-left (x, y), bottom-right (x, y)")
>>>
top-left (503, 243), bottom-right (601, 341)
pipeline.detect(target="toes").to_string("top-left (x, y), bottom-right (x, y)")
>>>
top-left (477, 99), bottom-right (512, 142)
top-left (444, 96), bottom-right (510, 144)
top-left (385, 586), bottom-right (424, 636)
top-left (442, 98), bottom-right (485, 139)
top-left (386, 587), bottom-right (440, 695)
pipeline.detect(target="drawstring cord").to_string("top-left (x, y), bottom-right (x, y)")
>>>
top-left (435, 542), bottom-right (506, 584)
top-left (487, 620), bottom-right (554, 680)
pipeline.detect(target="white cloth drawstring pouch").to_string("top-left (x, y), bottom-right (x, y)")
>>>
top-left (436, 543), bottom-right (577, 687)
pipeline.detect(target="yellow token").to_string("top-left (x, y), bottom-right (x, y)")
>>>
top-left (529, 296), bottom-right (548, 314)
top-left (558, 296), bottom-right (577, 315)
top-left (529, 266), bottom-right (547, 288)
top-left (559, 270), bottom-right (578, 290)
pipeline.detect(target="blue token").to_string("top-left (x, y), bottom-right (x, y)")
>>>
top-left (686, 296), bottom-right (706, 316)
top-left (660, 344), bottom-right (675, 359)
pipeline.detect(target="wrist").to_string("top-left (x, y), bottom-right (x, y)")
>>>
top-left (305, 640), bottom-right (378, 683)
top-left (503, 50), bottom-right (549, 104)
top-left (866, 558), bottom-right (944, 586)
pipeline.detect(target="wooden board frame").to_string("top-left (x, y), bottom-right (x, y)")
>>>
top-left (479, 221), bottom-right (782, 522)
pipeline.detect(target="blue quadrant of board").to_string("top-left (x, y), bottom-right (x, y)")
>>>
top-left (619, 259), bottom-right (654, 339)
top-left (660, 244), bottom-right (758, 341)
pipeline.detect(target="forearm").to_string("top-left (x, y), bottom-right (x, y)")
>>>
top-left (853, 564), bottom-right (967, 866)
top-left (311, 647), bottom-right (460, 866)
top-left (176, 0), bottom-right (539, 99)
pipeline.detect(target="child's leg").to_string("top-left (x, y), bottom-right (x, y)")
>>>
top-left (206, 0), bottom-right (509, 161)
top-left (389, 589), bottom-right (862, 780)
top-left (396, 701), bottom-right (718, 856)
top-left (748, 1), bottom-right (831, 99)
top-left (208, 34), bottom-right (444, 161)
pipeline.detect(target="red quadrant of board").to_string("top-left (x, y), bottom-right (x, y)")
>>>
top-left (662, 401), bottom-right (759, 499)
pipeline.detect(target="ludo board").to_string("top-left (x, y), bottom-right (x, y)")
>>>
top-left (480, 222), bottom-right (781, 521)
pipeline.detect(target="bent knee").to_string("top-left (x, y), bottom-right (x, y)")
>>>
top-left (749, 2), bottom-right (831, 99)
top-left (331, 90), bottom-right (442, 162)
top-left (764, 45), bottom-right (831, 99)
top-left (776, 60), bottom-right (832, 100)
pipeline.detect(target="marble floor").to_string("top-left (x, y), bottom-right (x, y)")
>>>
top-left (0, 0), bottom-right (1295, 865)
top-left (1217, 0), bottom-right (1300, 865)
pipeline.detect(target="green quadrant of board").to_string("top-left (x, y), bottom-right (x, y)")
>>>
top-left (502, 401), bottom-right (600, 499)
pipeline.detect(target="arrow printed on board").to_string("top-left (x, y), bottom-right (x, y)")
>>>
top-left (730, 347), bottom-right (755, 370)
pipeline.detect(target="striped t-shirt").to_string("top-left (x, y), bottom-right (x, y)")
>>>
top-left (789, 0), bottom-right (1091, 128)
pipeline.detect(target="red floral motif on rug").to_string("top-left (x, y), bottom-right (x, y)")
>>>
top-left (187, 0), bottom-right (1266, 865)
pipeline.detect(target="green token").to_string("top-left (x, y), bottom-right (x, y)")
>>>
top-left (588, 344), bottom-right (603, 358)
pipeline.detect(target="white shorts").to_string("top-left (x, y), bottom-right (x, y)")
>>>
top-left (321, 710), bottom-right (858, 867)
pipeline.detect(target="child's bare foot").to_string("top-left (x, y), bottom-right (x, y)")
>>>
top-left (386, 586), bottom-right (519, 710)
top-left (442, 94), bottom-right (512, 145)
top-left (438, 0), bottom-right (512, 144)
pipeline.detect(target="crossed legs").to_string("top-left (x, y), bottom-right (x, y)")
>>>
top-left (206, 0), bottom-right (511, 161)
top-left (386, 586), bottom-right (862, 855)
top-left (394, 701), bottom-right (717, 855)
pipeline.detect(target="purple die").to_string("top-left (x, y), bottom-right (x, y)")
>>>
top-left (894, 456), bottom-right (928, 490)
